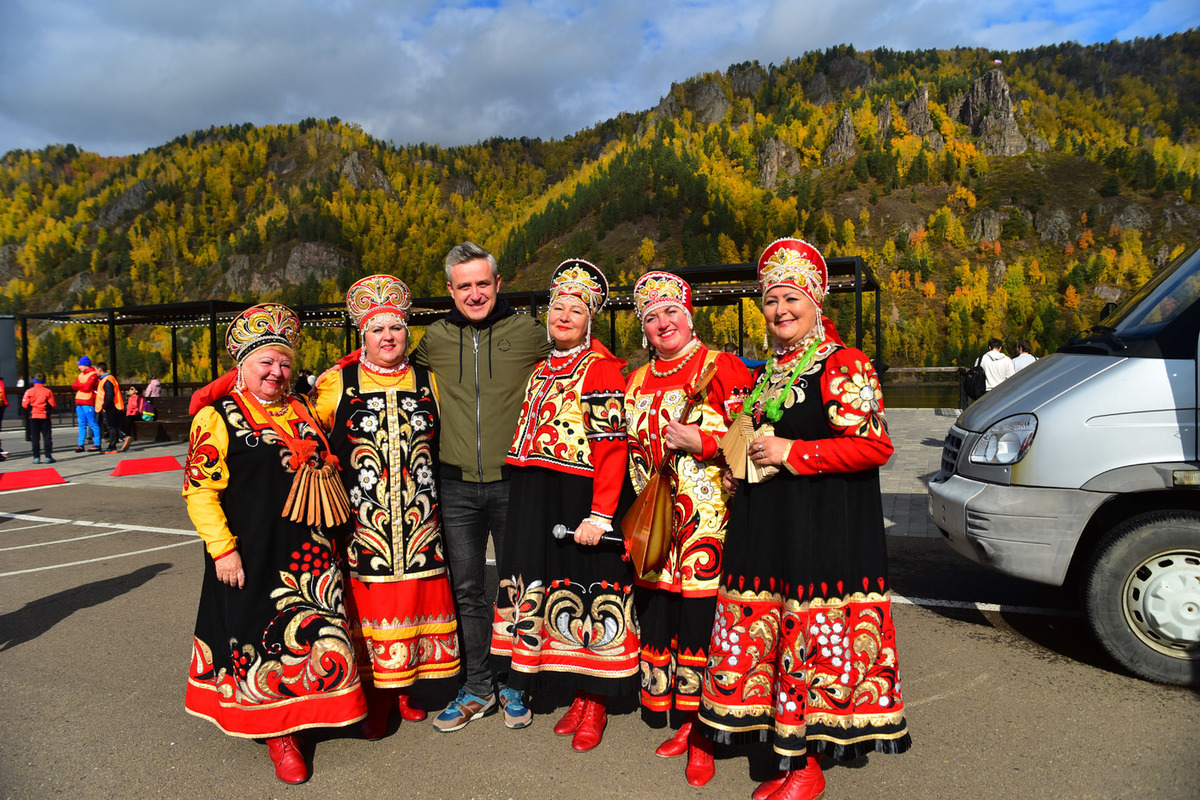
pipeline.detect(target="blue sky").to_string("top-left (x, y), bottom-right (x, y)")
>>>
top-left (0, 0), bottom-right (1196, 157)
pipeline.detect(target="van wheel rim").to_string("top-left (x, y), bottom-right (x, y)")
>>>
top-left (1123, 550), bottom-right (1200, 654)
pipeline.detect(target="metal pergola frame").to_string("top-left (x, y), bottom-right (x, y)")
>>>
top-left (16, 257), bottom-right (880, 393)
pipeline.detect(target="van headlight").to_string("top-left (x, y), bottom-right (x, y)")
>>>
top-left (970, 414), bottom-right (1037, 465)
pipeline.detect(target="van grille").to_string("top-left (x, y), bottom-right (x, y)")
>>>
top-left (940, 428), bottom-right (965, 475)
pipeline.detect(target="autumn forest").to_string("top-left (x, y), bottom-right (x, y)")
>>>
top-left (1, 32), bottom-right (1199, 383)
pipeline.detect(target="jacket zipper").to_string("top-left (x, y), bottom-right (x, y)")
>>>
top-left (473, 329), bottom-right (483, 481)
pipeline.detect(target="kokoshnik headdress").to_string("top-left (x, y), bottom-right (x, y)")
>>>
top-left (633, 271), bottom-right (695, 350)
top-left (346, 274), bottom-right (413, 331)
top-left (757, 238), bottom-right (829, 310)
top-left (225, 303), bottom-right (302, 364)
top-left (550, 258), bottom-right (609, 316)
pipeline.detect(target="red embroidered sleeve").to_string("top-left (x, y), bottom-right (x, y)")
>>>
top-left (695, 352), bottom-right (753, 460)
top-left (784, 348), bottom-right (893, 476)
top-left (581, 358), bottom-right (628, 522)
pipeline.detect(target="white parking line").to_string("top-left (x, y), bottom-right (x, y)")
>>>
top-left (0, 528), bottom-right (140, 551)
top-left (0, 512), bottom-right (194, 536)
top-left (0, 540), bottom-right (198, 577)
top-left (0, 512), bottom-right (200, 577)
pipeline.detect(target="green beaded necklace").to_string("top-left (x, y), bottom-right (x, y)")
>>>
top-left (746, 339), bottom-right (822, 422)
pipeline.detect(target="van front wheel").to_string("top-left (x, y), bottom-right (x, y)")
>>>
top-left (1085, 512), bottom-right (1200, 687)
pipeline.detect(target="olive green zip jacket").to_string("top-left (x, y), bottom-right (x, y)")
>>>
top-left (412, 299), bottom-right (549, 483)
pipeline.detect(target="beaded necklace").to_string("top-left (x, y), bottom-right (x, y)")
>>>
top-left (745, 339), bottom-right (822, 422)
top-left (360, 355), bottom-right (411, 376)
top-left (551, 341), bottom-right (590, 359)
top-left (541, 341), bottom-right (591, 375)
top-left (248, 390), bottom-right (290, 417)
top-left (650, 336), bottom-right (702, 378)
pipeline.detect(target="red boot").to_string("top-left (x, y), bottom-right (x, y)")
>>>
top-left (655, 720), bottom-right (692, 758)
top-left (684, 725), bottom-right (715, 786)
top-left (571, 694), bottom-right (607, 752)
top-left (266, 735), bottom-right (309, 784)
top-left (767, 756), bottom-right (825, 800)
top-left (397, 691), bottom-right (427, 722)
top-left (752, 771), bottom-right (788, 800)
top-left (553, 691), bottom-right (588, 735)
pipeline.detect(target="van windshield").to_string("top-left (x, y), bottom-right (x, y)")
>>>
top-left (1064, 241), bottom-right (1200, 357)
top-left (1108, 241), bottom-right (1200, 333)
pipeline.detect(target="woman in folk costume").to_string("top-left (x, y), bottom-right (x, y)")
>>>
top-left (624, 271), bottom-right (751, 786)
top-left (698, 239), bottom-right (910, 800)
top-left (489, 258), bottom-right (636, 751)
top-left (183, 303), bottom-right (365, 785)
top-left (312, 275), bottom-right (460, 739)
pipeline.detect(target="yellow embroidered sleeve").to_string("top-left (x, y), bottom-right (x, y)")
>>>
top-left (311, 368), bottom-right (345, 431)
top-left (181, 406), bottom-right (236, 559)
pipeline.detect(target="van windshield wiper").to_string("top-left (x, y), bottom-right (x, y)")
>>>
top-left (1064, 325), bottom-right (1127, 352)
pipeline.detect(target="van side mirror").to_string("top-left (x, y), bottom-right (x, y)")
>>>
top-left (1099, 301), bottom-right (1117, 321)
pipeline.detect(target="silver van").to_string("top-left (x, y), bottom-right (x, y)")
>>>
top-left (928, 241), bottom-right (1200, 687)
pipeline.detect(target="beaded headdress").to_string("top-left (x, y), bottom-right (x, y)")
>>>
top-left (346, 274), bottom-right (412, 331)
top-left (225, 303), bottom-right (301, 364)
top-left (634, 271), bottom-right (693, 320)
top-left (757, 238), bottom-right (828, 310)
top-left (550, 259), bottom-right (608, 317)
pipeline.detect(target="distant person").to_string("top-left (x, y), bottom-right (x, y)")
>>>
top-left (22, 373), bottom-right (56, 464)
top-left (411, 241), bottom-right (550, 733)
top-left (124, 387), bottom-right (145, 437)
top-left (71, 357), bottom-right (101, 451)
top-left (144, 376), bottom-right (162, 398)
top-left (0, 373), bottom-right (8, 431)
top-left (1011, 340), bottom-right (1037, 372)
top-left (93, 362), bottom-right (131, 453)
top-left (978, 338), bottom-right (1015, 391)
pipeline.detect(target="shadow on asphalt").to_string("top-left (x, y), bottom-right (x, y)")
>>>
top-left (0, 562), bottom-right (171, 651)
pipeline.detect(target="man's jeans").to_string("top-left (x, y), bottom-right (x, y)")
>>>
top-left (76, 405), bottom-right (100, 448)
top-left (440, 477), bottom-right (509, 698)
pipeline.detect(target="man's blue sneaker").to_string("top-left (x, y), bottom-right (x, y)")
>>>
top-left (433, 688), bottom-right (495, 732)
top-left (500, 687), bottom-right (532, 729)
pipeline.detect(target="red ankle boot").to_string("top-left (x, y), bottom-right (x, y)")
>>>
top-left (767, 756), bottom-right (825, 800)
top-left (397, 691), bottom-right (427, 722)
top-left (752, 771), bottom-right (788, 800)
top-left (553, 691), bottom-right (588, 735)
top-left (266, 735), bottom-right (309, 784)
top-left (684, 725), bottom-right (715, 786)
top-left (655, 720), bottom-right (692, 758)
top-left (571, 694), bottom-right (607, 752)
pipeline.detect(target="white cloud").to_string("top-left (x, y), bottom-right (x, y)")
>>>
top-left (0, 0), bottom-right (1194, 156)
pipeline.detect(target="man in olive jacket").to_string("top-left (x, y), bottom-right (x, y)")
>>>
top-left (412, 241), bottom-right (550, 732)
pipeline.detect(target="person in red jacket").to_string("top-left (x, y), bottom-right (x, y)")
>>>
top-left (71, 356), bottom-right (101, 451)
top-left (22, 373), bottom-right (56, 464)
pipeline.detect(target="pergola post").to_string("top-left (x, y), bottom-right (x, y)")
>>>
top-left (107, 309), bottom-right (117, 373)
top-left (20, 316), bottom-right (29, 384)
top-left (171, 327), bottom-right (180, 396)
top-left (737, 300), bottom-right (744, 356)
top-left (208, 301), bottom-right (219, 383)
top-left (854, 257), bottom-right (864, 351)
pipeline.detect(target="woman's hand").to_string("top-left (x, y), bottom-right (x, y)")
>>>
top-left (663, 420), bottom-right (704, 454)
top-left (721, 469), bottom-right (740, 494)
top-left (215, 551), bottom-right (245, 589)
top-left (750, 435), bottom-right (790, 468)
top-left (573, 519), bottom-right (605, 547)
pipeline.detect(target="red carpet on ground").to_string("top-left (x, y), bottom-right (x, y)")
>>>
top-left (110, 456), bottom-right (184, 476)
top-left (0, 468), bottom-right (68, 490)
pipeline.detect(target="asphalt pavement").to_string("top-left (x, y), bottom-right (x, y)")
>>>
top-left (0, 410), bottom-right (1197, 800)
